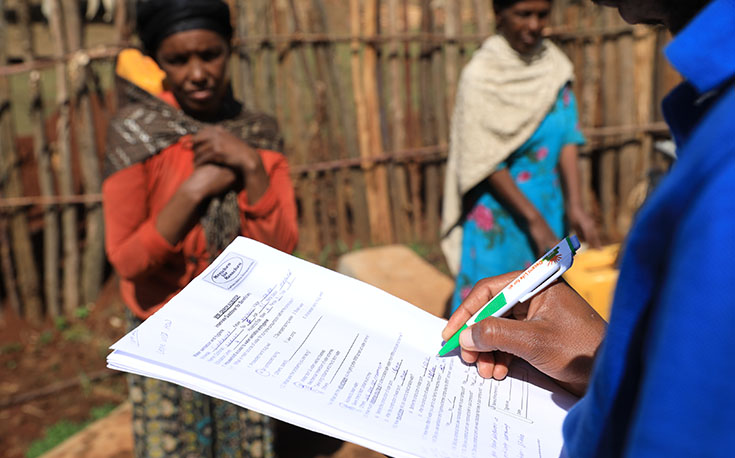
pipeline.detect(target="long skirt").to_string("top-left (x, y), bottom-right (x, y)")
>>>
top-left (126, 311), bottom-right (275, 458)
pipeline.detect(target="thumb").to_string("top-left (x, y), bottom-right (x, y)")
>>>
top-left (459, 316), bottom-right (540, 361)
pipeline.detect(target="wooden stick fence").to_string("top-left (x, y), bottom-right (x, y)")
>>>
top-left (0, 0), bottom-right (677, 323)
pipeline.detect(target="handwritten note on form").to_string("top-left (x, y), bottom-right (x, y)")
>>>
top-left (108, 236), bottom-right (577, 458)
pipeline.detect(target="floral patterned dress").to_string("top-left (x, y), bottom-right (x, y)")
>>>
top-left (451, 86), bottom-right (585, 312)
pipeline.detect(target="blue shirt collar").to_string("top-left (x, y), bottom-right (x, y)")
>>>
top-left (663, 0), bottom-right (735, 148)
top-left (665, 0), bottom-right (735, 94)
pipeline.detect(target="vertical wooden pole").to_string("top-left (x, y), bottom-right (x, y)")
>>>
top-left (351, 0), bottom-right (394, 245)
top-left (577, 4), bottom-right (601, 219)
top-left (0, 0), bottom-right (43, 322)
top-left (311, 0), bottom-right (369, 246)
top-left (652, 31), bottom-right (680, 123)
top-left (418, 0), bottom-right (438, 243)
top-left (308, 0), bottom-right (349, 245)
top-left (403, 0), bottom-right (424, 240)
top-left (48, 0), bottom-right (81, 316)
top-left (473, 0), bottom-right (491, 37)
top-left (425, 0), bottom-right (445, 243)
top-left (600, 9), bottom-right (620, 242)
top-left (113, 0), bottom-right (131, 45)
top-left (253, 0), bottom-right (277, 116)
top-left (273, 0), bottom-right (317, 256)
top-left (444, 0), bottom-right (460, 120)
top-left (62, 0), bottom-right (105, 308)
top-left (615, 21), bottom-right (639, 237)
top-left (388, 0), bottom-right (412, 242)
top-left (0, 0), bottom-right (21, 320)
top-left (287, 0), bottom-right (337, 252)
top-left (235, 1), bottom-right (257, 110)
top-left (564, 3), bottom-right (582, 90)
top-left (0, 217), bottom-right (20, 321)
top-left (633, 24), bottom-right (657, 200)
top-left (19, 0), bottom-right (61, 318)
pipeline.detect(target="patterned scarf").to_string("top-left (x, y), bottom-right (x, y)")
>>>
top-left (105, 78), bottom-right (283, 257)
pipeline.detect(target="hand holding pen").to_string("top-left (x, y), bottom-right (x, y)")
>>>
top-left (440, 238), bottom-right (607, 397)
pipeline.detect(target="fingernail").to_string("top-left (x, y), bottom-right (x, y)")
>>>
top-left (459, 329), bottom-right (474, 348)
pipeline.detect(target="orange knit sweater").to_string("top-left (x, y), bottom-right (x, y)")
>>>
top-left (103, 135), bottom-right (298, 319)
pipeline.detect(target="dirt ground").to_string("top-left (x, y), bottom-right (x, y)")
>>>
top-left (0, 277), bottom-right (129, 458)
top-left (0, 281), bottom-right (371, 457)
top-left (0, 276), bottom-right (384, 458)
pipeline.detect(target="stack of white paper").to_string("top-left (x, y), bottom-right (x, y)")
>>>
top-left (108, 237), bottom-right (576, 458)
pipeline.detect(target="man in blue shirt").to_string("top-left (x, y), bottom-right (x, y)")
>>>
top-left (443, 0), bottom-right (735, 455)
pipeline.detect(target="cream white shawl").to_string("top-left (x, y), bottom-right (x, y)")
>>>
top-left (441, 35), bottom-right (575, 275)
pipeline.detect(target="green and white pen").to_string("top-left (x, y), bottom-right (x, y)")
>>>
top-left (438, 235), bottom-right (581, 357)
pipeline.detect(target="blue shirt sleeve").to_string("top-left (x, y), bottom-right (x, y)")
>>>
top-left (622, 162), bottom-right (735, 456)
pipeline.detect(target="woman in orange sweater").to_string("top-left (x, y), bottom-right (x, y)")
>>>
top-left (103, 1), bottom-right (297, 456)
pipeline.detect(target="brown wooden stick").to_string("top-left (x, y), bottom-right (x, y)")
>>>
top-left (18, 1), bottom-right (61, 319)
top-left (48, 0), bottom-right (81, 317)
top-left (365, 0), bottom-right (395, 245)
top-left (600, 9), bottom-right (621, 242)
top-left (228, 26), bottom-right (636, 46)
top-left (0, 369), bottom-right (123, 410)
top-left (0, 0), bottom-right (43, 322)
top-left (402, 0), bottom-right (423, 241)
top-left (424, 0), bottom-right (445, 243)
top-left (0, 217), bottom-right (20, 321)
top-left (388, 0), bottom-right (412, 243)
top-left (351, 0), bottom-right (393, 245)
top-left (615, 18), bottom-right (639, 237)
top-left (62, 0), bottom-right (105, 309)
top-left (235, 1), bottom-right (257, 110)
top-left (309, 0), bottom-right (351, 244)
top-left (0, 24), bottom-right (639, 78)
top-left (0, 194), bottom-right (104, 209)
top-left (0, 47), bottom-right (120, 77)
top-left (286, 0), bottom-right (337, 250)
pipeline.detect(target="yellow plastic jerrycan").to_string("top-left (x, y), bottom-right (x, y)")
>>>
top-left (115, 48), bottom-right (165, 95)
top-left (563, 243), bottom-right (620, 321)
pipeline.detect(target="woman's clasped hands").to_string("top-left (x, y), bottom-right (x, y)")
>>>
top-left (185, 126), bottom-right (270, 202)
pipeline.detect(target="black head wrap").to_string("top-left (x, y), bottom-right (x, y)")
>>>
top-left (136, 0), bottom-right (234, 55)
top-left (493, 0), bottom-right (552, 13)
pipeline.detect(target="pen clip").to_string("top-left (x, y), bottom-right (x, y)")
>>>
top-left (519, 265), bottom-right (561, 303)
top-left (518, 254), bottom-right (574, 303)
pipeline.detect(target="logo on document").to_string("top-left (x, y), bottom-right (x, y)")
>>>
top-left (204, 254), bottom-right (255, 290)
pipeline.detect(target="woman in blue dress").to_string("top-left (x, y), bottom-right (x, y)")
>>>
top-left (441, 0), bottom-right (601, 313)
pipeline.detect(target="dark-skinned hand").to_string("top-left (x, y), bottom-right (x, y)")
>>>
top-left (567, 205), bottom-right (602, 249)
top-left (190, 126), bottom-right (264, 176)
top-left (182, 163), bottom-right (237, 201)
top-left (441, 272), bottom-right (606, 397)
top-left (527, 216), bottom-right (560, 255)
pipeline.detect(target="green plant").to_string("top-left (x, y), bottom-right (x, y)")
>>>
top-left (0, 342), bottom-right (22, 355)
top-left (78, 372), bottom-right (92, 396)
top-left (90, 403), bottom-right (117, 420)
top-left (61, 324), bottom-right (93, 343)
top-left (54, 316), bottom-right (68, 331)
top-left (25, 403), bottom-right (118, 458)
top-left (74, 305), bottom-right (91, 320)
top-left (317, 243), bottom-right (334, 266)
top-left (407, 241), bottom-right (431, 259)
top-left (336, 239), bottom-right (349, 254)
top-left (38, 330), bottom-right (54, 347)
top-left (25, 420), bottom-right (84, 458)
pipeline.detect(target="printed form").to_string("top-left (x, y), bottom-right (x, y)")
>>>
top-left (108, 237), bottom-right (577, 458)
